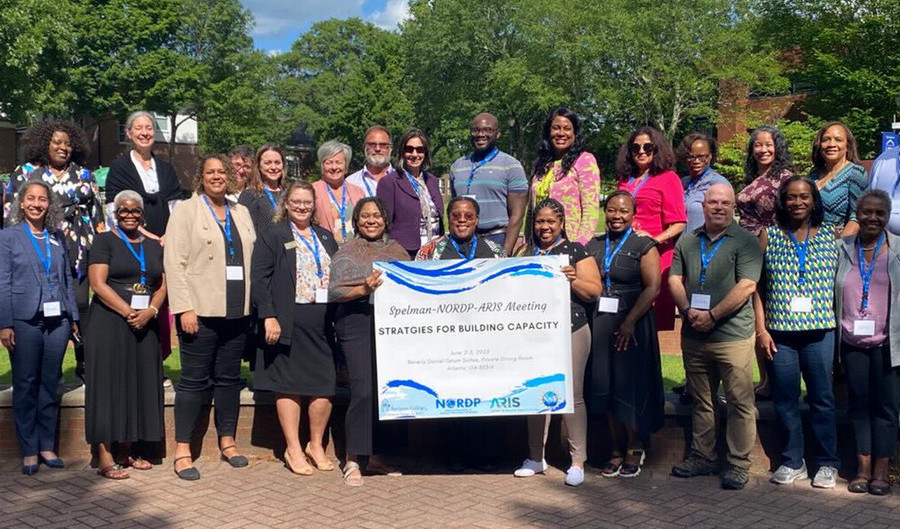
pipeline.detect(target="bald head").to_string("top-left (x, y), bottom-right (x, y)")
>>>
top-left (702, 182), bottom-right (736, 232)
top-left (470, 113), bottom-right (500, 154)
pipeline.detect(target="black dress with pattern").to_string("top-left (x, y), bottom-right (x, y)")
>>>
top-left (585, 232), bottom-right (664, 438)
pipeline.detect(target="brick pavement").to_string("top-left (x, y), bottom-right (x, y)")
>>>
top-left (1, 458), bottom-right (898, 529)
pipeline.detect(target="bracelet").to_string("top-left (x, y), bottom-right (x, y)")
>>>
top-left (149, 305), bottom-right (159, 317)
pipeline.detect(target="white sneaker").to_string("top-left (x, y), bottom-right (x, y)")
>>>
top-left (771, 461), bottom-right (807, 484)
top-left (514, 458), bottom-right (547, 477)
top-left (565, 466), bottom-right (584, 486)
top-left (812, 466), bottom-right (837, 489)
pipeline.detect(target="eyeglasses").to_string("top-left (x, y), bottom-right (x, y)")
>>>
top-left (117, 208), bottom-right (143, 218)
top-left (470, 127), bottom-right (496, 135)
top-left (450, 212), bottom-right (477, 221)
top-left (365, 142), bottom-right (392, 150)
top-left (287, 200), bottom-right (313, 208)
top-left (403, 145), bottom-right (426, 154)
top-left (630, 142), bottom-right (655, 154)
top-left (686, 154), bottom-right (710, 162)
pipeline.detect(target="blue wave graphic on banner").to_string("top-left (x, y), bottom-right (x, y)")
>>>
top-left (384, 379), bottom-right (439, 398)
top-left (377, 257), bottom-right (558, 295)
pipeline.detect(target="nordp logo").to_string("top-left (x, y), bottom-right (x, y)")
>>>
top-left (541, 391), bottom-right (559, 407)
top-left (435, 398), bottom-right (481, 409)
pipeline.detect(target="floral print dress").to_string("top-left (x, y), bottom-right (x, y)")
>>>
top-left (529, 151), bottom-right (602, 245)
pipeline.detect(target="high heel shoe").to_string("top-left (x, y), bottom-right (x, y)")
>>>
top-left (283, 451), bottom-right (313, 476)
top-left (304, 445), bottom-right (335, 471)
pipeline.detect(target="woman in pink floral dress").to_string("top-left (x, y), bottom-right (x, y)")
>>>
top-left (736, 125), bottom-right (794, 237)
top-left (616, 126), bottom-right (686, 331)
top-left (529, 108), bottom-right (602, 245)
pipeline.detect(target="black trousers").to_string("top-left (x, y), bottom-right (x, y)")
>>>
top-left (335, 303), bottom-right (376, 456)
top-left (841, 341), bottom-right (900, 458)
top-left (74, 272), bottom-right (90, 363)
top-left (174, 316), bottom-right (248, 443)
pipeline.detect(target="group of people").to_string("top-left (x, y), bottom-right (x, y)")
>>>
top-left (0, 108), bottom-right (897, 495)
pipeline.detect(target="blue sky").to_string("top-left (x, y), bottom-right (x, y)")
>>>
top-left (242, 0), bottom-right (410, 53)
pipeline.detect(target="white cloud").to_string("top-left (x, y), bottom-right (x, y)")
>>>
top-left (367, 0), bottom-right (411, 30)
top-left (244, 0), bottom-right (365, 38)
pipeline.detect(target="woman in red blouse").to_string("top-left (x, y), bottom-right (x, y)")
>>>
top-left (616, 126), bottom-right (686, 331)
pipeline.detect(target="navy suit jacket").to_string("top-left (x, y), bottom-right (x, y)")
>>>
top-left (0, 224), bottom-right (79, 328)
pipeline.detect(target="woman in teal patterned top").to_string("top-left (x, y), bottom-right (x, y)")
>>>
top-left (753, 176), bottom-right (840, 489)
top-left (808, 122), bottom-right (868, 238)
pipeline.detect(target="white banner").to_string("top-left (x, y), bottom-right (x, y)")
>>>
top-left (372, 256), bottom-right (573, 420)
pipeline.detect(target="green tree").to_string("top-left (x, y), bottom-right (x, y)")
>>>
top-left (758, 0), bottom-right (900, 157)
top-left (278, 18), bottom-right (415, 167)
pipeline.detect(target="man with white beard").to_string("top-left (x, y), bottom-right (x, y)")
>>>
top-left (347, 125), bottom-right (397, 197)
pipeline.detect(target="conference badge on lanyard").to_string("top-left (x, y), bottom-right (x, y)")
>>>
top-left (116, 227), bottom-right (151, 308)
top-left (293, 225), bottom-right (328, 303)
top-left (24, 224), bottom-right (61, 316)
top-left (599, 229), bottom-right (631, 313)
top-left (692, 234), bottom-right (726, 310)
top-left (788, 228), bottom-right (812, 313)
top-left (854, 233), bottom-right (884, 335)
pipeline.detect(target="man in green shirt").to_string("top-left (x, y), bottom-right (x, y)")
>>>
top-left (669, 183), bottom-right (763, 490)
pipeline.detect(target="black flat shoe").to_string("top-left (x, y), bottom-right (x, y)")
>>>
top-left (220, 445), bottom-right (249, 468)
top-left (869, 480), bottom-right (892, 496)
top-left (21, 464), bottom-right (39, 475)
top-left (173, 456), bottom-right (200, 481)
top-left (40, 455), bottom-right (65, 469)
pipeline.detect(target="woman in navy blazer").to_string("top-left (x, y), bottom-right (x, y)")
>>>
top-left (0, 179), bottom-right (79, 475)
top-left (376, 128), bottom-right (444, 258)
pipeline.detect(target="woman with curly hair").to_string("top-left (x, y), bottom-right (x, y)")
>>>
top-left (736, 125), bottom-right (794, 237)
top-left (3, 119), bottom-right (104, 381)
top-left (529, 108), bottom-right (602, 245)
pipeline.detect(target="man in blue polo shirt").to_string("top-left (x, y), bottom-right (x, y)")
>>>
top-left (449, 113), bottom-right (528, 255)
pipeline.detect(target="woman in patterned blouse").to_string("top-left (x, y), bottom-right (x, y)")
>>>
top-left (529, 108), bottom-right (602, 246)
top-left (736, 125), bottom-right (794, 237)
top-left (753, 176), bottom-right (840, 489)
top-left (808, 122), bottom-right (868, 238)
top-left (3, 120), bottom-right (104, 380)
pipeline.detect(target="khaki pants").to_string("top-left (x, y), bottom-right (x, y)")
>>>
top-left (681, 335), bottom-right (757, 469)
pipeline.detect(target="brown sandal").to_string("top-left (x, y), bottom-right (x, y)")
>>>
top-left (97, 464), bottom-right (129, 480)
top-left (119, 456), bottom-right (152, 470)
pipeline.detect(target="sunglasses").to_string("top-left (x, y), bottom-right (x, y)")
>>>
top-left (117, 208), bottom-right (143, 218)
top-left (403, 145), bottom-right (426, 154)
top-left (630, 142), bottom-right (656, 154)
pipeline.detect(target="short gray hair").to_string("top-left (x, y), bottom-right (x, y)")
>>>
top-left (125, 110), bottom-right (155, 132)
top-left (114, 190), bottom-right (144, 209)
top-left (317, 140), bottom-right (352, 168)
top-left (857, 189), bottom-right (892, 212)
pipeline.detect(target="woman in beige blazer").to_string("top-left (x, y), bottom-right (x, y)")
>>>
top-left (164, 154), bottom-right (256, 480)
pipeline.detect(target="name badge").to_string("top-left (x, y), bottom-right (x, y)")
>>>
top-left (42, 301), bottom-right (62, 317)
top-left (690, 293), bottom-right (711, 310)
top-left (131, 294), bottom-right (150, 310)
top-left (226, 265), bottom-right (244, 281)
top-left (790, 296), bottom-right (813, 313)
top-left (597, 297), bottom-right (619, 313)
top-left (315, 289), bottom-right (329, 304)
top-left (853, 319), bottom-right (876, 336)
top-left (283, 241), bottom-right (298, 250)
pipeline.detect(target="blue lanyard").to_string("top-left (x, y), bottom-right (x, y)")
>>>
top-left (628, 172), bottom-right (650, 197)
top-left (263, 188), bottom-right (279, 210)
top-left (404, 170), bottom-right (422, 195)
top-left (699, 233), bottom-right (727, 288)
top-left (686, 167), bottom-right (712, 194)
top-left (449, 236), bottom-right (478, 260)
top-left (467, 147), bottom-right (499, 194)
top-left (787, 227), bottom-right (810, 286)
top-left (292, 225), bottom-right (323, 278)
top-left (202, 195), bottom-right (235, 260)
top-left (858, 233), bottom-right (885, 310)
top-left (534, 235), bottom-right (563, 256)
top-left (23, 224), bottom-right (52, 291)
top-left (603, 228), bottom-right (632, 290)
top-left (116, 227), bottom-right (146, 287)
top-left (361, 170), bottom-right (375, 197)
top-left (325, 183), bottom-right (348, 238)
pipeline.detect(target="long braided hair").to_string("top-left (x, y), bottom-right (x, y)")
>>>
top-left (523, 197), bottom-right (568, 256)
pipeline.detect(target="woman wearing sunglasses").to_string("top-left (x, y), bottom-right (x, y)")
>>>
top-left (376, 128), bottom-right (444, 258)
top-left (616, 126), bottom-right (687, 331)
top-left (84, 191), bottom-right (167, 479)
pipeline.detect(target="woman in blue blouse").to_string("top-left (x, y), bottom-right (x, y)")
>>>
top-left (677, 132), bottom-right (732, 233)
top-left (809, 122), bottom-right (868, 238)
top-left (0, 179), bottom-right (79, 475)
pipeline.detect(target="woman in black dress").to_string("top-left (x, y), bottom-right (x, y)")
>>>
top-left (251, 180), bottom-right (339, 475)
top-left (85, 190), bottom-right (167, 479)
top-left (585, 190), bottom-right (664, 479)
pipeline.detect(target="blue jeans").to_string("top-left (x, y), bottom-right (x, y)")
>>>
top-left (10, 317), bottom-right (71, 456)
top-left (768, 329), bottom-right (839, 469)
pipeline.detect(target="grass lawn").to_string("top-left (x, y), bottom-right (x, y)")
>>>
top-left (0, 347), bottom-right (756, 392)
